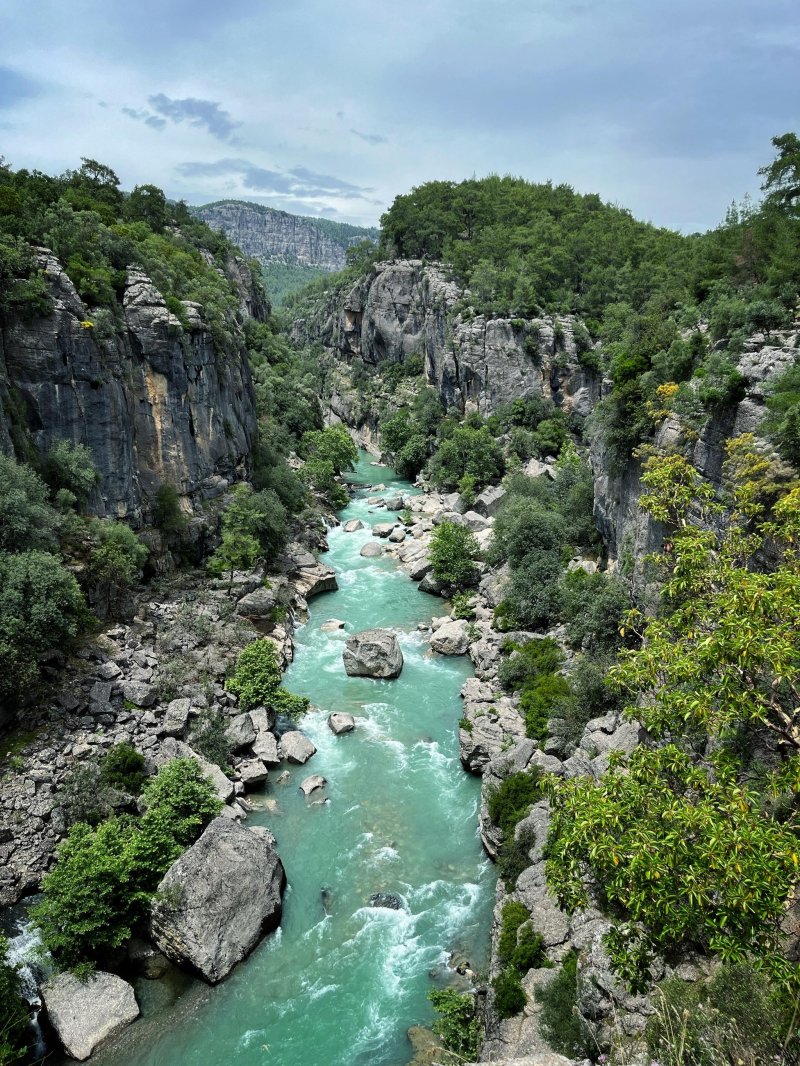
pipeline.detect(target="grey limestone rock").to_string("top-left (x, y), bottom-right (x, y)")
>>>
top-left (225, 712), bottom-right (256, 751)
top-left (300, 773), bottom-right (327, 796)
top-left (42, 971), bottom-right (140, 1061)
top-left (328, 712), bottom-right (356, 734)
top-left (430, 619), bottom-right (471, 656)
top-left (280, 730), bottom-right (317, 764)
top-left (343, 629), bottom-right (404, 678)
top-left (360, 542), bottom-right (383, 558)
top-left (150, 817), bottom-right (285, 983)
top-left (160, 698), bottom-right (191, 737)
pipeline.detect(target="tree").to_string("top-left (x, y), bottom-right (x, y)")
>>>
top-left (43, 439), bottom-right (98, 507)
top-left (428, 425), bottom-right (504, 491)
top-left (225, 638), bottom-right (310, 717)
top-left (300, 425), bottom-right (358, 474)
top-left (124, 184), bottom-right (167, 232)
top-left (0, 453), bottom-right (59, 552)
top-left (428, 520), bottom-right (480, 590)
top-left (0, 550), bottom-right (86, 699)
top-left (152, 483), bottom-right (188, 540)
top-left (86, 520), bottom-right (148, 616)
top-left (759, 132), bottom-right (800, 212)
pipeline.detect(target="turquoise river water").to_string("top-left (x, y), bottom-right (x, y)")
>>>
top-left (87, 455), bottom-right (496, 1066)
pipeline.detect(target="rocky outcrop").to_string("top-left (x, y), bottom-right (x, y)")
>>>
top-left (0, 252), bottom-right (259, 524)
top-left (42, 971), bottom-right (139, 1061)
top-left (292, 260), bottom-right (600, 419)
top-left (194, 201), bottom-right (378, 271)
top-left (343, 629), bottom-right (404, 678)
top-left (150, 816), bottom-right (285, 983)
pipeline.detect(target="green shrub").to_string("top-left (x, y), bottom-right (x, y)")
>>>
top-left (226, 638), bottom-right (310, 717)
top-left (536, 951), bottom-right (594, 1059)
top-left (59, 763), bottom-right (114, 826)
top-left (520, 672), bottom-right (571, 744)
top-left (0, 453), bottom-right (60, 553)
top-left (428, 988), bottom-right (480, 1060)
top-left (189, 709), bottom-right (232, 769)
top-left (300, 458), bottom-right (349, 509)
top-left (86, 519), bottom-right (148, 616)
top-left (152, 483), bottom-right (188, 539)
top-left (0, 934), bottom-right (30, 1066)
top-left (428, 424), bottom-right (504, 491)
top-left (487, 769), bottom-right (544, 837)
top-left (43, 440), bottom-right (98, 507)
top-left (300, 425), bottom-right (357, 474)
top-left (99, 742), bottom-right (146, 795)
top-left (492, 966), bottom-right (527, 1018)
top-left (429, 520), bottom-right (480, 590)
top-left (451, 592), bottom-right (476, 620)
top-left (496, 824), bottom-right (536, 888)
top-left (499, 638), bottom-right (564, 690)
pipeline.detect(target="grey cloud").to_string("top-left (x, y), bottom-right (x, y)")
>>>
top-left (177, 158), bottom-right (372, 199)
top-left (148, 94), bottom-right (239, 141)
top-left (350, 128), bottom-right (387, 145)
top-left (122, 105), bottom-right (167, 130)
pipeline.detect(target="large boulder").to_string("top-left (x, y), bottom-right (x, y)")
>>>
top-left (360, 542), bottom-right (382, 558)
top-left (473, 484), bottom-right (506, 517)
top-left (328, 712), bottom-right (355, 735)
top-left (150, 817), bottom-right (285, 984)
top-left (343, 629), bottom-right (404, 678)
top-left (42, 971), bottom-right (139, 1061)
top-left (236, 587), bottom-right (277, 619)
top-left (280, 731), bottom-right (317, 764)
top-left (430, 619), bottom-right (470, 655)
top-left (225, 712), bottom-right (256, 751)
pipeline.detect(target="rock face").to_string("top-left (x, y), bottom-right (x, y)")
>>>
top-left (0, 253), bottom-right (259, 524)
top-left (150, 817), bottom-right (285, 984)
top-left (194, 201), bottom-right (378, 271)
top-left (42, 971), bottom-right (140, 1061)
top-left (292, 260), bottom-right (600, 419)
top-left (343, 629), bottom-right (404, 678)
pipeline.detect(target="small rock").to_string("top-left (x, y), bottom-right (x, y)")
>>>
top-left (300, 774), bottom-right (327, 796)
top-left (430, 619), bottom-right (470, 656)
top-left (238, 759), bottom-right (268, 788)
top-left (160, 698), bottom-right (191, 737)
top-left (372, 523), bottom-right (397, 538)
top-left (121, 681), bottom-right (157, 708)
top-left (343, 519), bottom-right (364, 532)
top-left (388, 526), bottom-right (406, 543)
top-left (321, 618), bottom-right (346, 632)
top-left (368, 892), bottom-right (403, 910)
top-left (328, 712), bottom-right (355, 735)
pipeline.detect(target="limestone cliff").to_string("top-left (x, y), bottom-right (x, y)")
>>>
top-left (194, 201), bottom-right (378, 272)
top-left (0, 250), bottom-right (260, 525)
top-left (291, 259), bottom-right (600, 424)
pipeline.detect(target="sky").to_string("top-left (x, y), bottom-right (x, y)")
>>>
top-left (1, 0), bottom-right (798, 232)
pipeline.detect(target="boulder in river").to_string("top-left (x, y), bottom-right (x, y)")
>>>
top-left (42, 971), bottom-right (139, 1061)
top-left (372, 523), bottom-right (397, 538)
top-left (328, 712), bottom-right (356, 735)
top-left (343, 629), bottom-right (404, 678)
top-left (368, 892), bottom-right (404, 910)
top-left (360, 542), bottom-right (382, 558)
top-left (280, 731), bottom-right (317, 764)
top-left (343, 519), bottom-right (364, 532)
top-left (150, 817), bottom-right (285, 984)
top-left (430, 619), bottom-right (471, 656)
top-left (300, 773), bottom-right (327, 796)
top-left (321, 618), bottom-right (346, 632)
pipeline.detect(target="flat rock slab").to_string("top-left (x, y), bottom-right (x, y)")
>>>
top-left (150, 817), bottom-right (285, 984)
top-left (328, 712), bottom-right (355, 735)
top-left (280, 730), bottom-right (317, 764)
top-left (343, 629), bottom-right (403, 678)
top-left (42, 971), bottom-right (139, 1061)
top-left (300, 774), bottom-right (327, 796)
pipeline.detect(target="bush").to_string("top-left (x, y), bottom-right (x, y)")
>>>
top-left (58, 763), bottom-right (114, 827)
top-left (189, 709), bottom-right (232, 769)
top-left (559, 569), bottom-right (630, 654)
top-left (86, 519), bottom-right (148, 616)
top-left (226, 639), bottom-right (310, 717)
top-left (300, 425), bottom-right (357, 474)
top-left (536, 951), bottom-right (594, 1059)
top-left (519, 672), bottom-right (571, 744)
top-left (487, 768), bottom-right (544, 837)
top-left (152, 483), bottom-right (187, 539)
top-left (300, 458), bottom-right (349, 509)
top-left (492, 966), bottom-right (527, 1018)
top-left (0, 934), bottom-right (30, 1066)
top-left (0, 453), bottom-right (60, 552)
top-left (429, 520), bottom-right (481, 590)
top-left (99, 743), bottom-right (146, 795)
top-left (428, 988), bottom-right (479, 1060)
top-left (428, 424), bottom-right (504, 491)
top-left (497, 823), bottom-right (536, 888)
top-left (43, 440), bottom-right (98, 507)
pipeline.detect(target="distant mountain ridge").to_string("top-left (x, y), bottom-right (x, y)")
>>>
top-left (193, 200), bottom-right (379, 272)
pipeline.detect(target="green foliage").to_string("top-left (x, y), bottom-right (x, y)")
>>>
top-left (300, 425), bottom-right (358, 474)
top-left (487, 768), bottom-right (544, 838)
top-left (492, 966), bottom-right (527, 1019)
top-left (226, 638), bottom-right (310, 718)
top-left (760, 132), bottom-right (800, 212)
top-left (428, 520), bottom-right (481, 590)
top-left (428, 424), bottom-right (504, 491)
top-left (765, 359), bottom-right (800, 467)
top-left (300, 459), bottom-right (349, 509)
top-left (0, 550), bottom-right (86, 700)
top-left (536, 951), bottom-right (594, 1060)
top-left (647, 964), bottom-right (800, 1066)
top-left (152, 483), bottom-right (188, 539)
top-left (207, 530), bottom-right (261, 588)
top-left (32, 758), bottom-right (221, 968)
top-left (519, 672), bottom-right (571, 745)
top-left (496, 823), bottom-right (536, 888)
top-left (189, 709), bottom-right (232, 769)
top-left (559, 569), bottom-right (630, 654)
top-left (0, 453), bottom-right (59, 552)
top-left (43, 440), bottom-right (98, 506)
top-left (86, 519), bottom-right (148, 616)
top-left (0, 935), bottom-right (30, 1065)
top-left (428, 988), bottom-right (480, 1060)
top-left (99, 743), bottom-right (146, 795)
top-left (59, 763), bottom-right (114, 827)
top-left (221, 484), bottom-right (289, 561)
top-left (450, 592), bottom-right (476, 620)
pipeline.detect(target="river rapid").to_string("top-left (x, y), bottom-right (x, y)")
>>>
top-left (86, 455), bottom-right (496, 1066)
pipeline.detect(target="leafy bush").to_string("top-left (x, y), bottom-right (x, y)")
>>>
top-left (43, 440), bottom-right (98, 507)
top-left (451, 592), bottom-right (476, 620)
top-left (59, 763), bottom-right (114, 827)
top-left (86, 519), bottom-right (148, 616)
top-left (99, 743), bottom-right (146, 795)
top-left (429, 520), bottom-right (481, 590)
top-left (226, 639), bottom-right (310, 717)
top-left (496, 823), bottom-right (536, 888)
top-left (559, 569), bottom-right (630, 654)
top-left (492, 966), bottom-right (527, 1018)
top-left (33, 758), bottom-right (221, 967)
top-left (0, 934), bottom-right (30, 1066)
top-left (0, 453), bottom-right (60, 552)
top-left (428, 988), bottom-right (480, 1060)
top-left (536, 951), bottom-right (594, 1059)
top-left (300, 425), bottom-right (357, 474)
top-left (487, 768), bottom-right (544, 837)
top-left (152, 483), bottom-right (188, 539)
top-left (300, 458), bottom-right (349, 509)
top-left (189, 709), bottom-right (232, 769)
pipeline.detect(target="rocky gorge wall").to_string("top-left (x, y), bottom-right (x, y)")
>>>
top-left (0, 250), bottom-right (260, 525)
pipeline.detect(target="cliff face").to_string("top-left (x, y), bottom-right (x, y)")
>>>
top-left (292, 259), bottom-right (600, 421)
top-left (194, 201), bottom-right (378, 271)
top-left (0, 250), bottom-right (260, 525)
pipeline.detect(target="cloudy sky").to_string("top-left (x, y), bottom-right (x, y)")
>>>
top-left (1, 0), bottom-right (798, 232)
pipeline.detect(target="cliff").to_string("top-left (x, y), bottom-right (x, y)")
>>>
top-left (0, 249), bottom-right (260, 525)
top-left (194, 201), bottom-right (378, 272)
top-left (291, 259), bottom-right (600, 424)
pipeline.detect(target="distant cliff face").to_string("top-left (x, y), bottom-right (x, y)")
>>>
top-left (194, 201), bottom-right (379, 272)
top-left (291, 259), bottom-right (600, 420)
top-left (0, 250), bottom-right (260, 525)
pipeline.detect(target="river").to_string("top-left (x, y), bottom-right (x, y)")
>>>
top-left (83, 455), bottom-right (496, 1066)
